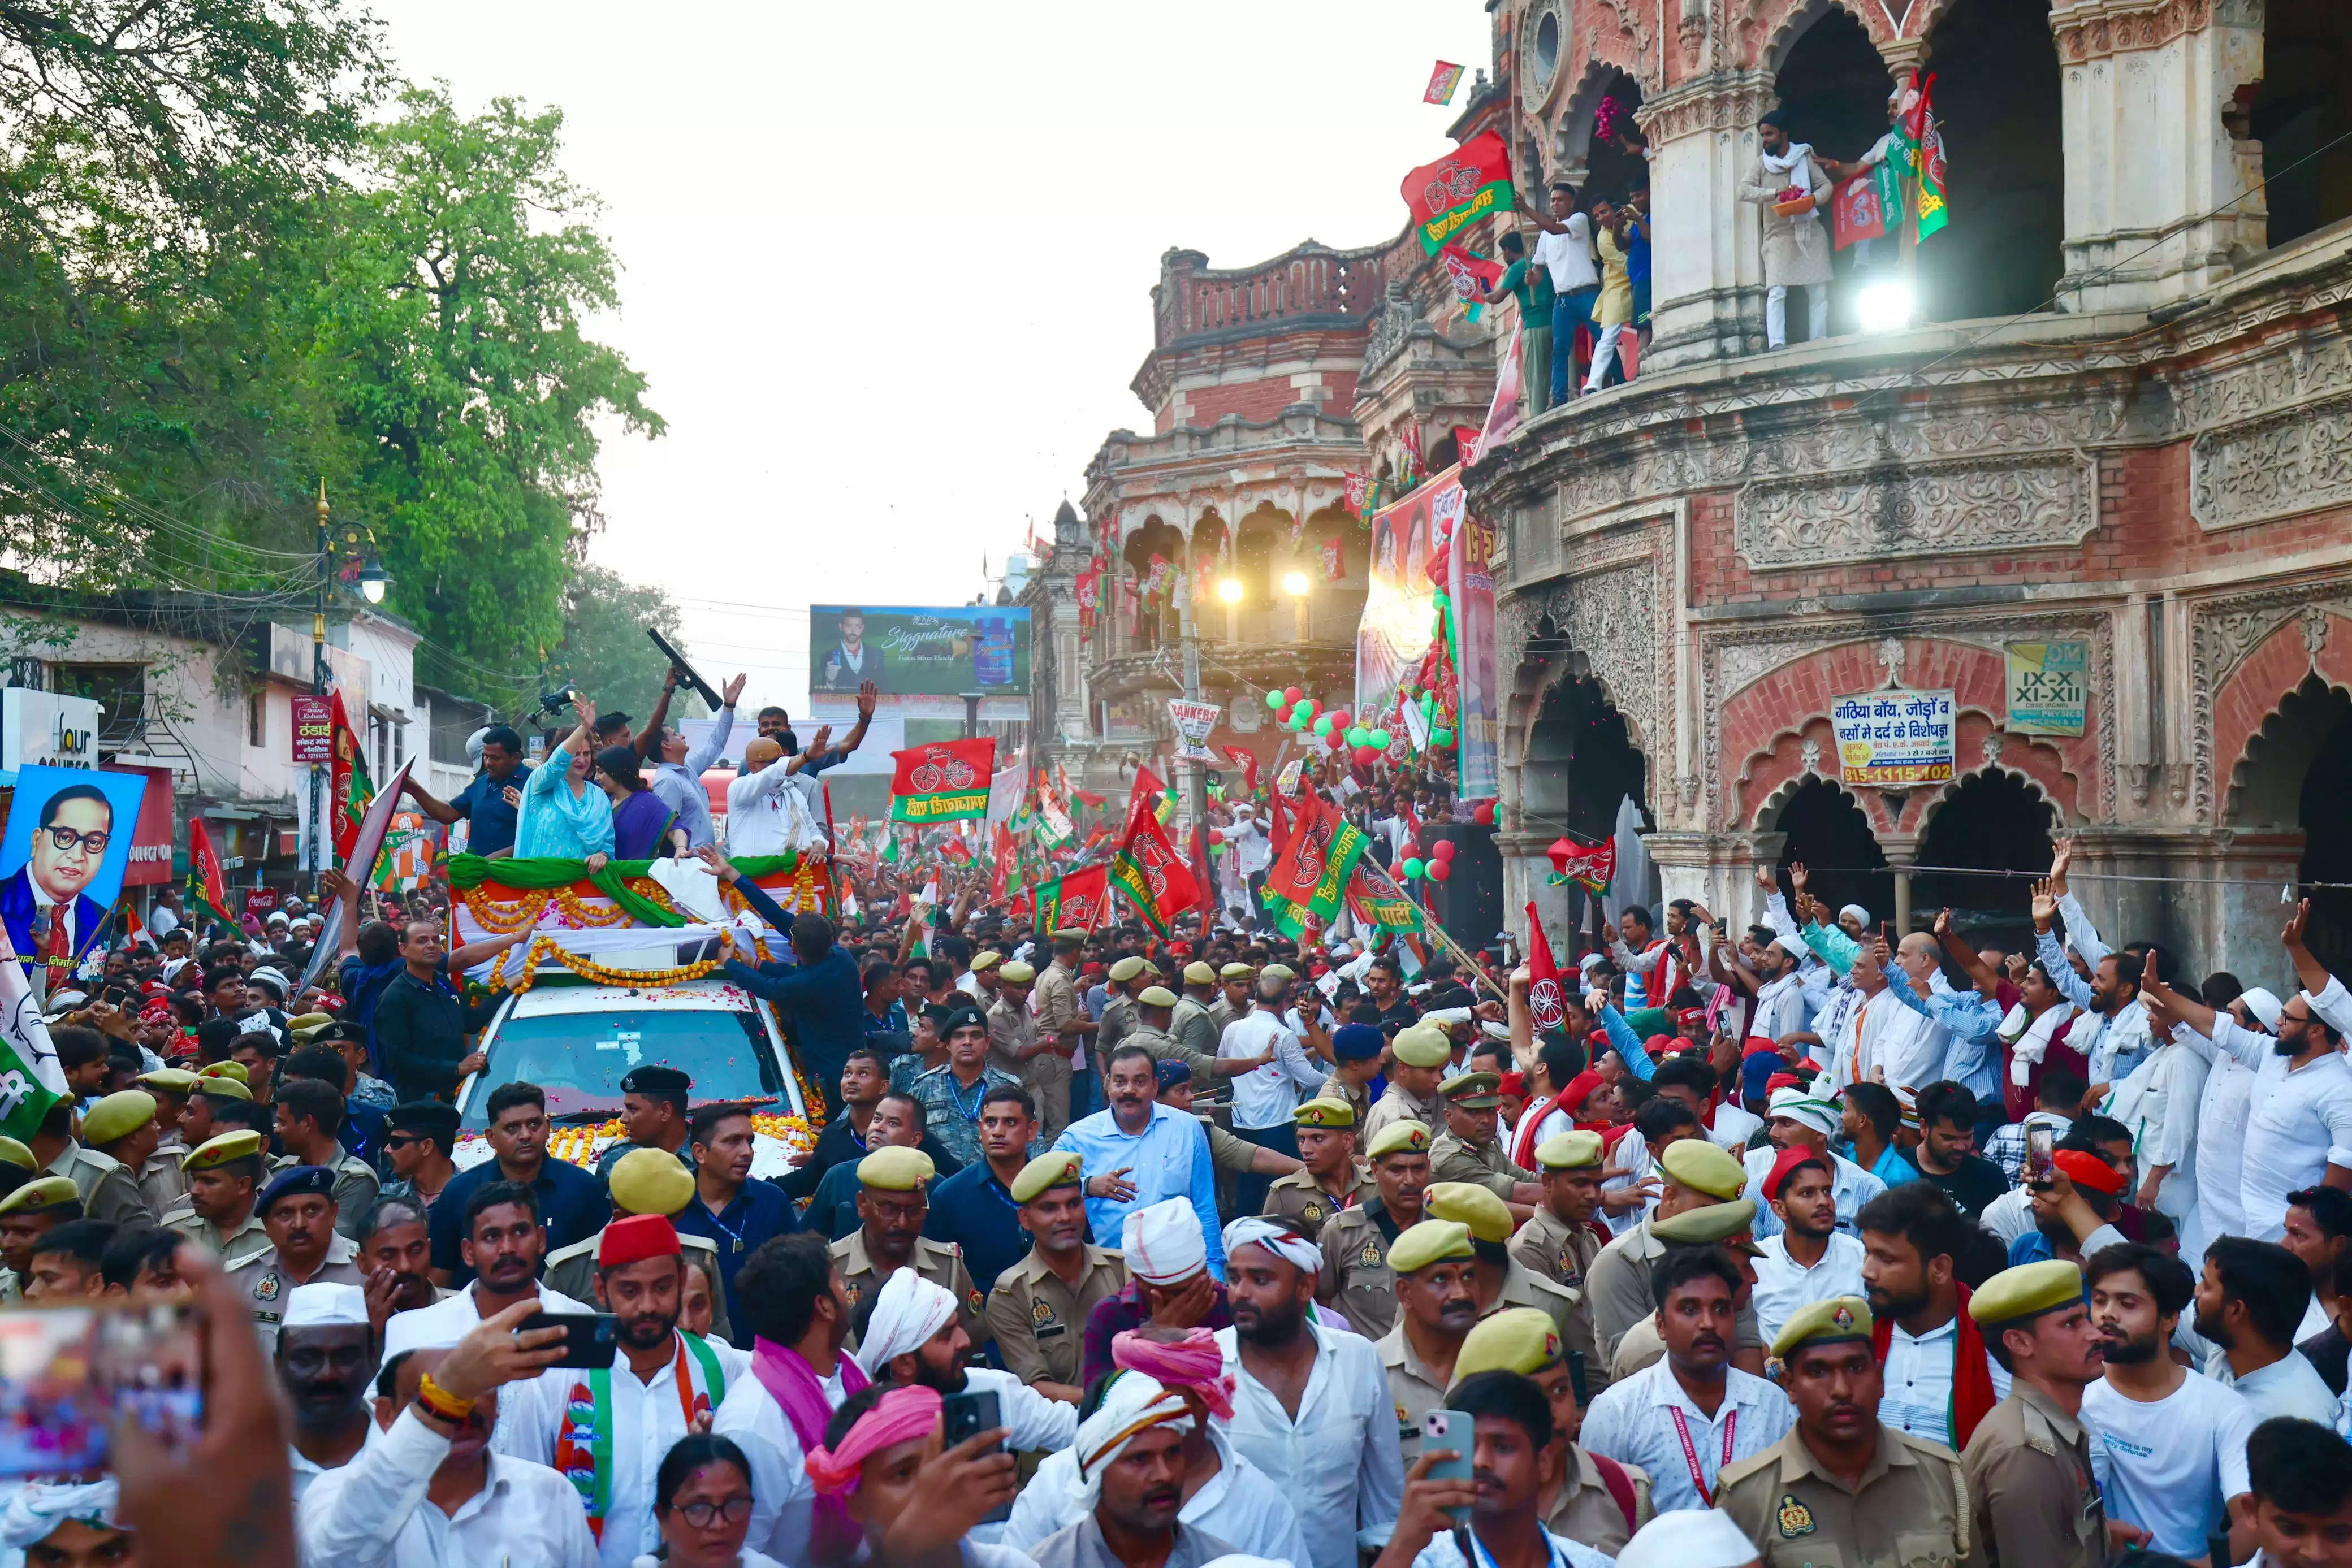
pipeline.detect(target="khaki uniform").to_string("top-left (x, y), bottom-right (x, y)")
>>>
top-left (162, 1202), bottom-right (274, 1267)
top-left (270, 1146), bottom-right (381, 1241)
top-left (832, 1228), bottom-right (987, 1351)
top-left (544, 1228), bottom-right (733, 1344)
top-left (1961, 1385), bottom-right (2106, 1568)
top-left (1170, 997), bottom-right (1220, 1065)
top-left (1363, 1082), bottom-right (1442, 1146)
top-left (1208, 996), bottom-right (1238, 1036)
top-left (1315, 1072), bottom-right (1373, 1129)
top-left (988, 995), bottom-right (1069, 1142)
top-left (1199, 1116), bottom-right (1259, 1175)
top-left (1547, 1445), bottom-right (1654, 1556)
top-left (227, 1236), bottom-right (369, 1356)
top-left (1317, 1199), bottom-right (1406, 1339)
top-left (1511, 1207), bottom-right (1609, 1396)
top-left (1429, 1130), bottom-right (1535, 1200)
top-left (1263, 1168), bottom-right (1374, 1241)
top-left (46, 1142), bottom-right (149, 1227)
top-left (1585, 1216), bottom-right (1766, 1367)
top-left (1717, 1422), bottom-right (1978, 1568)
top-left (135, 1148), bottom-right (189, 1219)
top-left (985, 1244), bottom-right (1128, 1389)
top-left (1375, 1322), bottom-right (1457, 1465)
top-left (1097, 994), bottom-right (1140, 1060)
top-left (1134, 1025), bottom-right (1217, 1090)
top-left (1490, 1258), bottom-right (1580, 1341)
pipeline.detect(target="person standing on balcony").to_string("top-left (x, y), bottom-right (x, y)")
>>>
top-left (1581, 197), bottom-right (1638, 396)
top-left (1741, 110), bottom-right (1833, 350)
top-left (1481, 231), bottom-right (1556, 419)
top-left (1522, 181), bottom-right (1599, 407)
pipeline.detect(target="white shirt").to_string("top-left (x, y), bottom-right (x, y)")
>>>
top-left (1709, 1101), bottom-right (1764, 1153)
top-left (1534, 215), bottom-right (1598, 292)
top-left (1855, 983), bottom-right (1948, 1093)
top-left (1220, 1010), bottom-right (1325, 1130)
top-left (1216, 1319), bottom-right (1405, 1568)
top-left (2108, 1039), bottom-right (2207, 1221)
top-left (498, 1332), bottom-right (748, 1568)
top-left (2215, 1349), bottom-right (2341, 1425)
top-left (2172, 1010), bottom-right (2352, 1238)
top-left (1000, 1422), bottom-right (1312, 1565)
top-left (299, 1407), bottom-right (599, 1568)
top-left (1978, 1185), bottom-right (2036, 1246)
top-left (962, 1366), bottom-right (1077, 1462)
top-left (1411, 1525), bottom-right (1616, 1568)
top-left (724, 763), bottom-right (823, 859)
top-left (1577, 1357), bottom-right (1795, 1513)
top-left (389, 1283), bottom-right (593, 1454)
top-left (1741, 1145), bottom-right (1886, 1241)
top-left (2193, 1049), bottom-right (2256, 1253)
top-left (2083, 1370), bottom-right (2257, 1557)
top-left (1748, 1231), bottom-right (1867, 1348)
top-left (708, 1372), bottom-right (816, 1567)
top-left (1878, 1314), bottom-right (2012, 1449)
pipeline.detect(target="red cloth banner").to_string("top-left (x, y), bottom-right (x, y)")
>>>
top-left (1831, 173), bottom-right (1889, 250)
top-left (1424, 60), bottom-right (1464, 105)
top-left (1523, 899), bottom-right (1568, 1032)
top-left (1436, 244), bottom-right (1505, 305)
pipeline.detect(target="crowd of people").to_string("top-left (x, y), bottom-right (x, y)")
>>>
top-left (12, 669), bottom-right (2352, 1568)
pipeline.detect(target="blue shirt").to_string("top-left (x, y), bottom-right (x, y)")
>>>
top-left (451, 766), bottom-right (532, 856)
top-left (924, 1162), bottom-right (1029, 1298)
top-left (427, 1154), bottom-right (609, 1286)
top-left (1870, 1144), bottom-right (1922, 1187)
top-left (672, 1179), bottom-right (797, 1347)
top-left (1053, 1104), bottom-right (1226, 1281)
top-left (336, 953), bottom-right (408, 1076)
top-left (722, 947), bottom-right (864, 1117)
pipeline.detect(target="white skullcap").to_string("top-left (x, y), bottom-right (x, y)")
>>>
top-left (2239, 987), bottom-right (2285, 1030)
top-left (1838, 904), bottom-right (1870, 928)
top-left (1767, 1086), bottom-right (1841, 1138)
top-left (854, 1267), bottom-right (958, 1376)
top-left (1221, 1216), bottom-right (1321, 1276)
top-left (381, 1304), bottom-right (466, 1363)
top-left (1616, 1508), bottom-right (1762, 1568)
top-left (1074, 1370), bottom-right (1193, 1508)
top-left (0, 1480), bottom-right (122, 1549)
top-left (284, 1282), bottom-right (369, 1331)
top-left (1123, 1198), bottom-right (1207, 1285)
top-left (1577, 952), bottom-right (1607, 974)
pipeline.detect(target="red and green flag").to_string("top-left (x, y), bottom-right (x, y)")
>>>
top-left (1348, 874), bottom-right (1421, 935)
top-left (1112, 802), bottom-right (1201, 938)
top-left (1260, 790), bottom-right (1370, 938)
top-left (327, 690), bottom-right (374, 862)
top-left (887, 738), bottom-right (996, 824)
top-left (1032, 863), bottom-right (1108, 934)
top-left (185, 818), bottom-right (241, 929)
top-left (1402, 131), bottom-right (1516, 255)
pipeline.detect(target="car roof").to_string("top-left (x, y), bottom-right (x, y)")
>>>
top-left (505, 977), bottom-right (766, 1020)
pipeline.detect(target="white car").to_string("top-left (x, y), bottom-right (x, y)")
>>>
top-left (451, 975), bottom-right (819, 1178)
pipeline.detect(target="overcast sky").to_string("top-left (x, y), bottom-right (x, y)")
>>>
top-left (368, 1), bottom-right (1491, 714)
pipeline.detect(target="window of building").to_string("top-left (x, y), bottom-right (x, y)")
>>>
top-left (50, 664), bottom-right (145, 748)
top-left (248, 690), bottom-right (267, 748)
top-left (2248, 0), bottom-right (2352, 250)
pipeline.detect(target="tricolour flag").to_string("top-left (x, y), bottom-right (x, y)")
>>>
top-left (888, 738), bottom-right (996, 824)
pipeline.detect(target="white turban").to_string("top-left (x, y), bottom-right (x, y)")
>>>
top-left (1616, 1508), bottom-right (1762, 1568)
top-left (1838, 904), bottom-right (1870, 929)
top-left (854, 1267), bottom-right (958, 1375)
top-left (1074, 1370), bottom-right (1194, 1508)
top-left (0, 1480), bottom-right (122, 1549)
top-left (1221, 1216), bottom-right (1321, 1276)
top-left (1123, 1198), bottom-right (1207, 1285)
top-left (1766, 1086), bottom-right (1840, 1138)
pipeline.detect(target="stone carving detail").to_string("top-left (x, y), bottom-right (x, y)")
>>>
top-left (1981, 731), bottom-right (2007, 769)
top-left (1563, 562), bottom-right (1662, 756)
top-left (2187, 588), bottom-right (2352, 821)
top-left (1878, 638), bottom-right (1906, 683)
top-left (2053, 0), bottom-right (2216, 62)
top-left (2303, 604), bottom-right (2333, 657)
top-left (1719, 636), bottom-right (1819, 700)
top-left (1363, 283), bottom-right (1423, 379)
top-left (1632, 75), bottom-right (1772, 144)
top-left (2190, 392), bottom-right (2352, 532)
top-left (1734, 454), bottom-right (2094, 570)
top-left (1800, 737), bottom-right (1822, 776)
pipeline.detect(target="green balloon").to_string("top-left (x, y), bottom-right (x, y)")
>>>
top-left (1265, 690), bottom-right (1284, 711)
top-left (1433, 726), bottom-right (1455, 747)
top-left (1402, 857), bottom-right (1426, 880)
top-left (1313, 715), bottom-right (1334, 737)
top-left (1369, 727), bottom-right (1391, 749)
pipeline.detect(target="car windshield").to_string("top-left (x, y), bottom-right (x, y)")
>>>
top-left (461, 1007), bottom-right (780, 1129)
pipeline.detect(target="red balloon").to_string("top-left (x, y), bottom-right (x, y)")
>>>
top-left (1282, 686), bottom-right (1303, 705)
top-left (1432, 840), bottom-right (1458, 861)
top-left (1207, 828), bottom-right (1224, 845)
top-left (1328, 710), bottom-right (1351, 730)
top-left (1354, 746), bottom-right (1381, 765)
top-left (1472, 802), bottom-right (1497, 825)
top-left (1426, 857), bottom-right (1453, 882)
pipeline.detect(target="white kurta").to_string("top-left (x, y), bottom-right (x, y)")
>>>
top-left (1216, 1320), bottom-right (1404, 1568)
top-left (299, 1408), bottom-right (599, 1568)
top-left (707, 1374), bottom-right (816, 1568)
top-left (1739, 148), bottom-right (1834, 286)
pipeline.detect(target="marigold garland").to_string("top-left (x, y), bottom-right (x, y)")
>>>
top-left (488, 934), bottom-right (725, 994)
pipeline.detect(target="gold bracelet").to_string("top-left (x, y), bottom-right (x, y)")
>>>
top-left (415, 1372), bottom-right (475, 1422)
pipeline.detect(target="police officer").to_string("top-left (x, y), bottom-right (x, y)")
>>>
top-left (1960, 1261), bottom-right (2111, 1568)
top-left (543, 1147), bottom-right (733, 1344)
top-left (1171, 961), bottom-right (1222, 1063)
top-left (830, 1144), bottom-right (984, 1352)
top-left (1428, 1072), bottom-right (1542, 1205)
top-left (1096, 956), bottom-right (1150, 1064)
top-left (989, 960), bottom-right (1066, 1142)
top-left (1424, 1181), bottom-right (1579, 1340)
top-left (1264, 1097), bottom-right (1374, 1240)
top-left (1314, 1021), bottom-right (1384, 1128)
top-left (985, 1151), bottom-right (1128, 1403)
top-left (37, 1094), bottom-right (147, 1226)
top-left (227, 1166), bottom-right (368, 1356)
top-left (1380, 1218), bottom-right (1480, 1463)
top-left (1585, 1137), bottom-right (1769, 1372)
top-left (80, 1090), bottom-right (167, 1224)
top-left (1716, 1295), bottom-right (1978, 1568)
top-left (1318, 1120), bottom-right (1432, 1340)
top-left (0, 1175), bottom-right (83, 1302)
top-left (1130, 985), bottom-right (1216, 1089)
top-left (132, 1068), bottom-right (200, 1214)
top-left (1212, 962), bottom-right (1253, 1034)
top-left (1606, 1201), bottom-right (1767, 1383)
top-left (1511, 1129), bottom-right (1611, 1398)
top-left (1450, 1307), bottom-right (1654, 1554)
top-left (1363, 1025), bottom-right (1451, 1145)
top-left (162, 1129), bottom-right (273, 1266)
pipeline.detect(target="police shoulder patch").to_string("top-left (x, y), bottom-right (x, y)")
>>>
top-left (1776, 1494), bottom-right (1815, 1537)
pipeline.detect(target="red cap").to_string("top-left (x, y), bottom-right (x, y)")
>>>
top-left (598, 1213), bottom-right (682, 1270)
top-left (1643, 1033), bottom-right (1675, 1058)
top-left (1558, 1068), bottom-right (1602, 1115)
top-left (1675, 1007), bottom-right (1707, 1030)
top-left (1765, 1072), bottom-right (1804, 1095)
top-left (1496, 1072), bottom-right (1525, 1097)
top-left (2053, 1149), bottom-right (2126, 1197)
top-left (1762, 1145), bottom-right (1830, 1202)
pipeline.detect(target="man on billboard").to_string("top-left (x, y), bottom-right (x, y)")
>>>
top-left (818, 607), bottom-right (887, 691)
top-left (0, 783), bottom-right (114, 973)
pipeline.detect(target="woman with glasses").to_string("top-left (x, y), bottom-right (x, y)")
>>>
top-left (643, 1435), bottom-right (777, 1568)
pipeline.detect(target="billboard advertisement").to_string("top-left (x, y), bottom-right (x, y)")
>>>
top-left (1356, 473), bottom-right (1454, 720)
top-left (807, 604), bottom-right (1031, 720)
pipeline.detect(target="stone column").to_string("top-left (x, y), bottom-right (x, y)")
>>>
top-left (1636, 72), bottom-right (1778, 372)
top-left (2051, 0), bottom-right (2266, 314)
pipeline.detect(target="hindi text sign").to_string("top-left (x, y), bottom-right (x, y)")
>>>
top-left (1831, 688), bottom-right (1956, 787)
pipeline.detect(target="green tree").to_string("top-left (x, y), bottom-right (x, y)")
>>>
top-left (553, 561), bottom-right (698, 728)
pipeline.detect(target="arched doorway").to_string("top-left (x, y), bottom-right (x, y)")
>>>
top-left (1920, 0), bottom-right (2063, 322)
top-left (2241, 675), bottom-right (2352, 975)
top-left (1772, 777), bottom-right (1892, 935)
top-left (2247, 0), bottom-right (2352, 250)
top-left (1911, 768), bottom-right (2055, 946)
top-left (1772, 4), bottom-right (1894, 337)
top-left (1522, 664), bottom-right (1652, 929)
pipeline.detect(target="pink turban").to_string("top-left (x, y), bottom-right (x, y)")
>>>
top-left (1111, 1328), bottom-right (1235, 1421)
top-left (802, 1386), bottom-right (942, 1496)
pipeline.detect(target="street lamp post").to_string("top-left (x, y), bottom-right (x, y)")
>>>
top-left (311, 482), bottom-right (390, 882)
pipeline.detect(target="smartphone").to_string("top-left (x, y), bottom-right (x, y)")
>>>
top-left (941, 1388), bottom-right (1012, 1523)
top-left (0, 1300), bottom-right (204, 1476)
top-left (2026, 1126), bottom-right (2056, 1184)
top-left (522, 1311), bottom-right (618, 1370)
top-left (1421, 1409), bottom-right (1475, 1526)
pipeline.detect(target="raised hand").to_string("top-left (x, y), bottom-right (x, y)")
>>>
top-left (1934, 907), bottom-right (1953, 941)
top-left (856, 680), bottom-right (880, 722)
top-left (1789, 861), bottom-right (1811, 894)
top-left (2285, 896), bottom-right (2312, 950)
top-left (1755, 864), bottom-right (1779, 895)
top-left (2030, 880), bottom-right (2057, 929)
top-left (722, 672), bottom-right (748, 707)
top-left (2048, 837), bottom-right (2072, 895)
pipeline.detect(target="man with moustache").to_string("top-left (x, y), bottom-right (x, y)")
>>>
top-left (1857, 1182), bottom-right (2009, 1452)
top-left (276, 1282), bottom-right (378, 1501)
top-left (1447, 1309), bottom-right (1654, 1553)
top-left (1318, 1120), bottom-right (1434, 1340)
top-left (985, 1151), bottom-right (1128, 1404)
top-left (1716, 1296), bottom-right (1975, 1565)
top-left (1961, 1260), bottom-right (2118, 1568)
top-left (853, 1267), bottom-right (1076, 1459)
top-left (1380, 1219), bottom-right (1485, 1463)
top-left (1030, 1375), bottom-right (1234, 1568)
top-left (356, 1194), bottom-right (442, 1331)
top-left (229, 1165), bottom-right (368, 1355)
